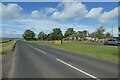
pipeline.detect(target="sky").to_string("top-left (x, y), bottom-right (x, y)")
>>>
top-left (1, 1), bottom-right (119, 38)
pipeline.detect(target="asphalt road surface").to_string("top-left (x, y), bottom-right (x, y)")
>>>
top-left (8, 40), bottom-right (118, 79)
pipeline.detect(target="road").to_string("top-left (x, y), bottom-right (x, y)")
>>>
top-left (8, 40), bottom-right (118, 79)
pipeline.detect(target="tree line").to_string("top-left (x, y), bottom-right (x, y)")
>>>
top-left (22, 27), bottom-right (112, 41)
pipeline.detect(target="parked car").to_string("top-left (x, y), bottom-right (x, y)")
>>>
top-left (104, 39), bottom-right (120, 46)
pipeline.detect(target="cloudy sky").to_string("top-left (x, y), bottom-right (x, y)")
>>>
top-left (1, 1), bottom-right (119, 38)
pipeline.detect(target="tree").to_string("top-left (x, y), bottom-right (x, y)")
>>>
top-left (38, 31), bottom-right (46, 40)
top-left (46, 33), bottom-right (53, 41)
top-left (77, 31), bottom-right (83, 34)
top-left (83, 30), bottom-right (88, 37)
top-left (118, 25), bottom-right (120, 39)
top-left (95, 26), bottom-right (105, 39)
top-left (105, 32), bottom-right (111, 38)
top-left (64, 28), bottom-right (75, 37)
top-left (51, 28), bottom-right (63, 40)
top-left (77, 30), bottom-right (88, 37)
top-left (22, 30), bottom-right (36, 40)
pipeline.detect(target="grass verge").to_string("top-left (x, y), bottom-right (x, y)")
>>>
top-left (27, 41), bottom-right (44, 44)
top-left (47, 42), bottom-right (118, 61)
top-left (26, 40), bottom-right (52, 44)
top-left (1, 40), bottom-right (16, 55)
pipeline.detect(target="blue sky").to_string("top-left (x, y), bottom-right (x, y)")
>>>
top-left (3, 2), bottom-right (118, 13)
top-left (1, 1), bottom-right (119, 38)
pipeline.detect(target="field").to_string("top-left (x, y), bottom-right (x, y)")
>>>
top-left (0, 38), bottom-right (20, 43)
top-left (1, 40), bottom-right (16, 55)
top-left (28, 41), bottom-right (118, 61)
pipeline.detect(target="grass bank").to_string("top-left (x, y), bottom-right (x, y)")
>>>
top-left (48, 42), bottom-right (118, 61)
top-left (1, 40), bottom-right (16, 55)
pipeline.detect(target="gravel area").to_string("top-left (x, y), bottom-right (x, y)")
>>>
top-left (2, 51), bottom-right (14, 78)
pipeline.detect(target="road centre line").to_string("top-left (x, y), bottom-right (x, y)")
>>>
top-left (26, 43), bottom-right (47, 54)
top-left (34, 48), bottom-right (46, 54)
top-left (56, 58), bottom-right (100, 80)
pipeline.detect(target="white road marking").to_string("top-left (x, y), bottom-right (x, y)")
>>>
top-left (26, 43), bottom-right (99, 80)
top-left (56, 58), bottom-right (100, 80)
top-left (35, 48), bottom-right (46, 54)
top-left (26, 43), bottom-right (47, 55)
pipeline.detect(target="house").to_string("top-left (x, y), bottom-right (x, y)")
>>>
top-left (68, 34), bottom-right (85, 40)
top-left (86, 33), bottom-right (106, 42)
top-left (67, 32), bottom-right (96, 41)
top-left (85, 33), bottom-right (97, 41)
top-left (66, 32), bottom-right (105, 42)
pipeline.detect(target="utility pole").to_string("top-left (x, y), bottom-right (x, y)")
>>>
top-left (43, 32), bottom-right (44, 45)
top-left (111, 26), bottom-right (113, 38)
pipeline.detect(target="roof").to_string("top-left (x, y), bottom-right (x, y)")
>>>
top-left (68, 34), bottom-right (85, 38)
top-left (88, 33), bottom-right (96, 38)
top-left (88, 33), bottom-right (105, 38)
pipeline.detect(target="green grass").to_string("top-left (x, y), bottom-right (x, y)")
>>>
top-left (0, 38), bottom-right (2, 43)
top-left (47, 42), bottom-right (118, 61)
top-left (27, 41), bottom-right (45, 44)
top-left (26, 40), bottom-right (53, 44)
top-left (1, 40), bottom-right (16, 54)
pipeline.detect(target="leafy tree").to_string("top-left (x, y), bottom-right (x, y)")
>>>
top-left (64, 28), bottom-right (75, 37)
top-left (83, 30), bottom-right (88, 37)
top-left (105, 32), bottom-right (111, 38)
top-left (38, 31), bottom-right (46, 40)
top-left (77, 31), bottom-right (83, 34)
top-left (77, 30), bottom-right (88, 37)
top-left (119, 25), bottom-right (120, 39)
top-left (22, 30), bottom-right (36, 40)
top-left (51, 28), bottom-right (63, 40)
top-left (95, 26), bottom-right (105, 39)
top-left (46, 33), bottom-right (52, 41)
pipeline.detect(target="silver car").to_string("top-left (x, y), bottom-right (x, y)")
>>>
top-left (104, 39), bottom-right (120, 46)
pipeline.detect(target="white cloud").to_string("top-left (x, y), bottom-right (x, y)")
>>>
top-left (19, 19), bottom-right (70, 33)
top-left (31, 7), bottom-right (56, 19)
top-left (31, 10), bottom-right (44, 19)
top-left (0, 3), bottom-right (23, 19)
top-left (2, 18), bottom-right (118, 38)
top-left (85, 7), bottom-right (103, 19)
top-left (51, 1), bottom-right (88, 20)
top-left (12, 19), bottom-right (96, 34)
top-left (2, 28), bottom-right (21, 34)
top-left (3, 19), bottom-right (92, 34)
top-left (1, 2), bottom-right (119, 38)
top-left (43, 7), bottom-right (56, 14)
top-left (30, 2), bottom-right (119, 23)
top-left (98, 6), bottom-right (119, 23)
top-left (2, 28), bottom-right (23, 38)
top-left (86, 6), bottom-right (119, 23)
top-left (0, 3), bottom-right (2, 18)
